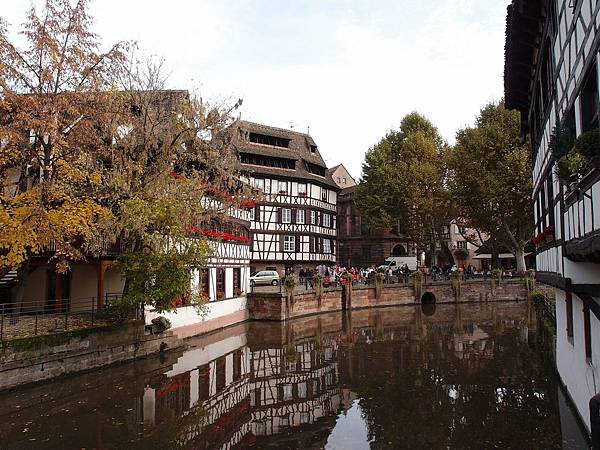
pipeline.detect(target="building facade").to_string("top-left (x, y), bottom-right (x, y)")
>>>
top-left (0, 90), bottom-right (252, 333)
top-left (332, 164), bottom-right (417, 268)
top-left (231, 121), bottom-right (340, 274)
top-left (505, 0), bottom-right (600, 437)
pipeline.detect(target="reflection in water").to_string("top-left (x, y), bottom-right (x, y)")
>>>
top-left (0, 302), bottom-right (590, 449)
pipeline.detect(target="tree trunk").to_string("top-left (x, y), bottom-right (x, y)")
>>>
top-left (490, 248), bottom-right (500, 269)
top-left (514, 246), bottom-right (527, 273)
top-left (429, 240), bottom-right (437, 266)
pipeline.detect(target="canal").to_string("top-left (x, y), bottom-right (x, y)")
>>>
top-left (0, 302), bottom-right (590, 449)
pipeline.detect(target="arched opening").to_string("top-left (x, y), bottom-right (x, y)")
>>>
top-left (421, 292), bottom-right (436, 304)
top-left (421, 303), bottom-right (436, 316)
top-left (391, 244), bottom-right (407, 257)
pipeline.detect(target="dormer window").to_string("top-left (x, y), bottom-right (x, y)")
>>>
top-left (310, 145), bottom-right (317, 153)
top-left (249, 132), bottom-right (290, 148)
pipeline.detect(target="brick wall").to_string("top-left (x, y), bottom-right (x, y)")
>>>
top-left (248, 280), bottom-right (529, 321)
top-left (0, 322), bottom-right (181, 391)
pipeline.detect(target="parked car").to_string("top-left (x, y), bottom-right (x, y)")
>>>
top-left (250, 270), bottom-right (280, 287)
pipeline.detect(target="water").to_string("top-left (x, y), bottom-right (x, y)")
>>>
top-left (0, 302), bottom-right (590, 449)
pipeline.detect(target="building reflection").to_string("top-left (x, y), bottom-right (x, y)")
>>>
top-left (0, 302), bottom-right (589, 449)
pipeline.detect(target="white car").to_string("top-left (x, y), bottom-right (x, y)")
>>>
top-left (250, 270), bottom-right (280, 287)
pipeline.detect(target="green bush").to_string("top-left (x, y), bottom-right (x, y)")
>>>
top-left (573, 128), bottom-right (600, 160)
top-left (549, 124), bottom-right (575, 161)
top-left (529, 289), bottom-right (546, 302)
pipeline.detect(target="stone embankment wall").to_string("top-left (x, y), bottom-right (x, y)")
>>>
top-left (247, 280), bottom-right (530, 321)
top-left (0, 321), bottom-right (180, 391)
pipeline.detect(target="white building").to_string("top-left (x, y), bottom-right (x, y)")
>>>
top-left (230, 121), bottom-right (340, 274)
top-left (505, 0), bottom-right (600, 438)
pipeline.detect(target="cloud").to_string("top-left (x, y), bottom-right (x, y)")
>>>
top-left (2, 0), bottom-right (510, 178)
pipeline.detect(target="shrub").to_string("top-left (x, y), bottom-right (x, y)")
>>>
top-left (284, 275), bottom-right (296, 292)
top-left (529, 289), bottom-right (546, 302)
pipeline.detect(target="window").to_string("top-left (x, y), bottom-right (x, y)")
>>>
top-left (581, 64), bottom-right (599, 133)
top-left (323, 239), bottom-right (331, 253)
top-left (284, 235), bottom-right (295, 252)
top-left (298, 183), bottom-right (307, 195)
top-left (566, 293), bottom-right (574, 342)
top-left (310, 210), bottom-right (316, 224)
top-left (249, 132), bottom-right (290, 148)
top-left (323, 213), bottom-right (331, 228)
top-left (252, 178), bottom-right (264, 191)
top-left (343, 177), bottom-right (347, 184)
top-left (282, 208), bottom-right (291, 223)
top-left (457, 241), bottom-right (468, 249)
top-left (337, 177), bottom-right (341, 183)
top-left (584, 304), bottom-right (592, 361)
top-left (297, 209), bottom-right (305, 224)
top-left (310, 145), bottom-right (317, 153)
top-left (278, 180), bottom-right (287, 194)
top-left (458, 225), bottom-right (466, 234)
top-left (321, 188), bottom-right (328, 202)
top-left (233, 268), bottom-right (241, 293)
top-left (249, 208), bottom-right (255, 221)
top-left (241, 153), bottom-right (295, 169)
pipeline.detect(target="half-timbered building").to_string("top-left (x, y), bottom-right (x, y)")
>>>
top-left (0, 90), bottom-right (252, 336)
top-left (230, 121), bottom-right (340, 274)
top-left (505, 0), bottom-right (600, 437)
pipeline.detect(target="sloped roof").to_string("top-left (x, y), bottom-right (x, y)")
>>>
top-left (504, 0), bottom-right (546, 116)
top-left (229, 120), bottom-right (339, 189)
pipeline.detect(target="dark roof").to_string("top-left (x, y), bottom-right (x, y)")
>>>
top-left (504, 0), bottom-right (546, 115)
top-left (339, 184), bottom-right (358, 196)
top-left (230, 120), bottom-right (339, 190)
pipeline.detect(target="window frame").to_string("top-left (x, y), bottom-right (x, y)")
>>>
top-left (282, 208), bottom-right (291, 224)
top-left (297, 209), bottom-right (305, 224)
top-left (298, 183), bottom-right (307, 195)
top-left (278, 180), bottom-right (288, 194)
top-left (323, 213), bottom-right (331, 228)
top-left (323, 238), bottom-right (331, 254)
top-left (283, 235), bottom-right (295, 252)
top-left (252, 178), bottom-right (265, 191)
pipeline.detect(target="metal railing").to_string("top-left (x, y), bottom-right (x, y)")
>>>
top-left (0, 294), bottom-right (141, 341)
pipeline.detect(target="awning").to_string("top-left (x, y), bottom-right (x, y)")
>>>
top-left (472, 253), bottom-right (532, 260)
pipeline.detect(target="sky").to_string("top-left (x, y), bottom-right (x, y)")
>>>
top-left (2, 0), bottom-right (510, 179)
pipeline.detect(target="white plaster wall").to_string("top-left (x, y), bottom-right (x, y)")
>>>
top-left (563, 258), bottom-right (600, 284)
top-left (555, 290), bottom-right (600, 433)
top-left (104, 268), bottom-right (125, 296)
top-left (145, 295), bottom-right (247, 329)
top-left (225, 268), bottom-right (233, 299)
top-left (209, 267), bottom-right (217, 300)
top-left (166, 333), bottom-right (248, 377)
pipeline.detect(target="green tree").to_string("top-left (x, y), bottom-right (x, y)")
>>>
top-left (355, 112), bottom-right (452, 264)
top-left (449, 101), bottom-right (533, 272)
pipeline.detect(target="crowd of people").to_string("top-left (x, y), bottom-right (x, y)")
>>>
top-left (284, 262), bottom-right (520, 289)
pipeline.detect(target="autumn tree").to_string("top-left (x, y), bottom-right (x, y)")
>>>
top-left (101, 59), bottom-right (249, 312)
top-left (0, 1), bottom-right (250, 312)
top-left (0, 0), bottom-right (128, 302)
top-left (354, 112), bottom-right (452, 265)
top-left (448, 101), bottom-right (533, 272)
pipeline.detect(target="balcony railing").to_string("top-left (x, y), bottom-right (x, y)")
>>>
top-left (0, 294), bottom-right (141, 341)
